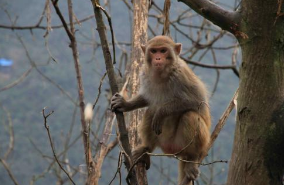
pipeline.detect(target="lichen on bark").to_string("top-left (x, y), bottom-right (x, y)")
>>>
top-left (264, 102), bottom-right (284, 184)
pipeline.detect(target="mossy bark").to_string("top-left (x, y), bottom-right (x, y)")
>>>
top-left (227, 0), bottom-right (284, 184)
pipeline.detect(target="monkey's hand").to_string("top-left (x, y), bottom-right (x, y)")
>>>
top-left (111, 93), bottom-right (129, 112)
top-left (132, 147), bottom-right (151, 170)
top-left (152, 112), bottom-right (164, 135)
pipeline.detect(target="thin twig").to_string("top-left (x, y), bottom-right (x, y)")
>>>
top-left (181, 57), bottom-right (238, 70)
top-left (0, 15), bottom-right (95, 30)
top-left (13, 32), bottom-right (77, 104)
top-left (108, 152), bottom-right (123, 185)
top-left (0, 159), bottom-right (19, 185)
top-left (42, 108), bottom-right (76, 185)
top-left (127, 151), bottom-right (227, 181)
top-left (93, 72), bottom-right (107, 110)
top-left (206, 88), bottom-right (239, 152)
top-left (0, 67), bottom-right (33, 92)
top-left (50, 0), bottom-right (73, 40)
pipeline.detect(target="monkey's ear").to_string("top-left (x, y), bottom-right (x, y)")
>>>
top-left (141, 45), bottom-right (146, 54)
top-left (175, 43), bottom-right (182, 55)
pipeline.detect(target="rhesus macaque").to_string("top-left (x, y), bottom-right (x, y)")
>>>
top-left (111, 36), bottom-right (211, 185)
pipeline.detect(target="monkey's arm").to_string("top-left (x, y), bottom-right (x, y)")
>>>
top-left (111, 93), bottom-right (149, 112)
top-left (152, 98), bottom-right (207, 135)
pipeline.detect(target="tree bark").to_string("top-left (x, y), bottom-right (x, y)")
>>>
top-left (128, 0), bottom-right (149, 184)
top-left (178, 0), bottom-right (240, 33)
top-left (178, 0), bottom-right (284, 184)
top-left (91, 0), bottom-right (137, 184)
top-left (227, 1), bottom-right (284, 184)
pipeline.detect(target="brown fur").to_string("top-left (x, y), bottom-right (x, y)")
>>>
top-left (111, 36), bottom-right (211, 185)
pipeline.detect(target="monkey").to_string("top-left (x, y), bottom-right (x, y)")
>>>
top-left (111, 35), bottom-right (211, 185)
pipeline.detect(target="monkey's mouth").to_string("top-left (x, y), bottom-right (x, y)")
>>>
top-left (154, 66), bottom-right (164, 71)
top-left (153, 63), bottom-right (164, 69)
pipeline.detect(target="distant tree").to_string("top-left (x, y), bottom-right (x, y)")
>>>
top-left (180, 0), bottom-right (284, 184)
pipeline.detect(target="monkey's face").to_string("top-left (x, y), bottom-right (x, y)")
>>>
top-left (142, 36), bottom-right (182, 74)
top-left (148, 46), bottom-right (172, 72)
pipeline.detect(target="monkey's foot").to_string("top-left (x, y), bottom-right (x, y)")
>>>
top-left (184, 163), bottom-right (200, 181)
top-left (132, 147), bottom-right (151, 170)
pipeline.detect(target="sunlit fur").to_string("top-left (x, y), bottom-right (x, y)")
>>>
top-left (111, 36), bottom-right (211, 185)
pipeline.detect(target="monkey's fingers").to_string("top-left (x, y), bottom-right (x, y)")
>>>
top-left (180, 177), bottom-right (191, 185)
top-left (111, 104), bottom-right (123, 112)
top-left (134, 154), bottom-right (151, 170)
top-left (111, 99), bottom-right (121, 111)
top-left (185, 165), bottom-right (200, 181)
top-left (113, 92), bottom-right (122, 98)
top-left (152, 121), bottom-right (162, 135)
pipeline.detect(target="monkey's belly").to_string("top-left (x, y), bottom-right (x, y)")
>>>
top-left (159, 143), bottom-right (183, 154)
top-left (157, 115), bottom-right (189, 154)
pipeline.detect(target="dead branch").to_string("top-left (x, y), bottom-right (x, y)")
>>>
top-left (93, 4), bottom-right (116, 64)
top-left (127, 151), bottom-right (227, 181)
top-left (0, 105), bottom-right (15, 160)
top-left (162, 0), bottom-right (171, 36)
top-left (42, 108), bottom-right (76, 185)
top-left (91, 0), bottom-right (136, 184)
top-left (178, 0), bottom-right (241, 34)
top-left (0, 159), bottom-right (19, 185)
top-left (2, 10), bottom-right (76, 104)
top-left (181, 56), bottom-right (239, 76)
top-left (93, 72), bottom-right (107, 110)
top-left (206, 88), bottom-right (239, 153)
top-left (14, 32), bottom-right (77, 104)
top-left (67, 0), bottom-right (95, 176)
top-left (108, 152), bottom-right (123, 185)
top-left (92, 111), bottom-right (116, 185)
top-left (0, 67), bottom-right (33, 92)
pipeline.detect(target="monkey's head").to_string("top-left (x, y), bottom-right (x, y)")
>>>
top-left (142, 36), bottom-right (182, 73)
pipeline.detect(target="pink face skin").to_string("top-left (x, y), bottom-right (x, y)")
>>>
top-left (149, 47), bottom-right (170, 72)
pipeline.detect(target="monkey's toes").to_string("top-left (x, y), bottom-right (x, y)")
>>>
top-left (185, 166), bottom-right (200, 181)
top-left (132, 147), bottom-right (151, 170)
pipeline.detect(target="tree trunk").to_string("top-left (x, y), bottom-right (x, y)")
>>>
top-left (227, 0), bottom-right (284, 184)
top-left (128, 0), bottom-right (149, 184)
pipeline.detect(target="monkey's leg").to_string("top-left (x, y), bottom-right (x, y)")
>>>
top-left (177, 111), bottom-right (210, 184)
top-left (178, 161), bottom-right (187, 185)
top-left (178, 156), bottom-right (200, 185)
top-left (132, 109), bottom-right (157, 170)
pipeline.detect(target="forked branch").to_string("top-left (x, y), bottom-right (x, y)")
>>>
top-left (178, 0), bottom-right (241, 34)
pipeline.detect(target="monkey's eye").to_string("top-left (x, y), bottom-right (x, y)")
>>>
top-left (150, 49), bottom-right (157, 54)
top-left (160, 49), bottom-right (167, 53)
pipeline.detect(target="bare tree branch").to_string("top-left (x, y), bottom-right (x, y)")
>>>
top-left (91, 0), bottom-right (137, 184)
top-left (0, 15), bottom-right (95, 30)
top-left (181, 56), bottom-right (239, 77)
top-left (0, 159), bottom-right (19, 185)
top-left (92, 111), bottom-right (115, 185)
top-left (162, 0), bottom-right (171, 36)
top-left (206, 88), bottom-right (239, 153)
top-left (1, 106), bottom-right (15, 160)
top-left (42, 108), bottom-right (76, 185)
top-left (177, 0), bottom-right (241, 34)
top-left (0, 67), bottom-right (33, 93)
